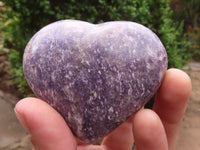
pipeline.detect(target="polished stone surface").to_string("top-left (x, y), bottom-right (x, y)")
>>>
top-left (23, 20), bottom-right (168, 143)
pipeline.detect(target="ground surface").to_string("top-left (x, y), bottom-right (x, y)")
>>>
top-left (0, 60), bottom-right (199, 149)
top-left (0, 90), bottom-right (32, 150)
top-left (176, 62), bottom-right (200, 150)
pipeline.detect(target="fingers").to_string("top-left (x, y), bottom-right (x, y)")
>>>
top-left (14, 97), bottom-right (77, 150)
top-left (101, 116), bottom-right (134, 150)
top-left (132, 109), bottom-right (168, 150)
top-left (154, 69), bottom-right (191, 150)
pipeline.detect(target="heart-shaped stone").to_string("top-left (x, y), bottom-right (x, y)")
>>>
top-left (23, 20), bottom-right (167, 143)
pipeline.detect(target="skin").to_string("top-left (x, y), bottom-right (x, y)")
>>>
top-left (14, 68), bottom-right (191, 150)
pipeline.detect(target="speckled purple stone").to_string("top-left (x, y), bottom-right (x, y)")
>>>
top-left (23, 20), bottom-right (167, 143)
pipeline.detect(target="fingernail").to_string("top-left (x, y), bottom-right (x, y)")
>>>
top-left (14, 108), bottom-right (31, 133)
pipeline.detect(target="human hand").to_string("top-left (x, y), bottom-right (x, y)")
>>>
top-left (14, 68), bottom-right (191, 150)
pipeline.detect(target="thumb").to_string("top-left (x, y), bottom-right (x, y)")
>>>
top-left (14, 97), bottom-right (77, 150)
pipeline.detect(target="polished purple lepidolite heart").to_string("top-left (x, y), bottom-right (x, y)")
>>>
top-left (23, 20), bottom-right (168, 143)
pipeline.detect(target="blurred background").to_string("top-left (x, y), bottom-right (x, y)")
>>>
top-left (0, 0), bottom-right (199, 149)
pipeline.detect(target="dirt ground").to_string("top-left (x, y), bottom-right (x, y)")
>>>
top-left (0, 61), bottom-right (199, 149)
top-left (176, 62), bottom-right (200, 150)
top-left (0, 90), bottom-right (32, 150)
